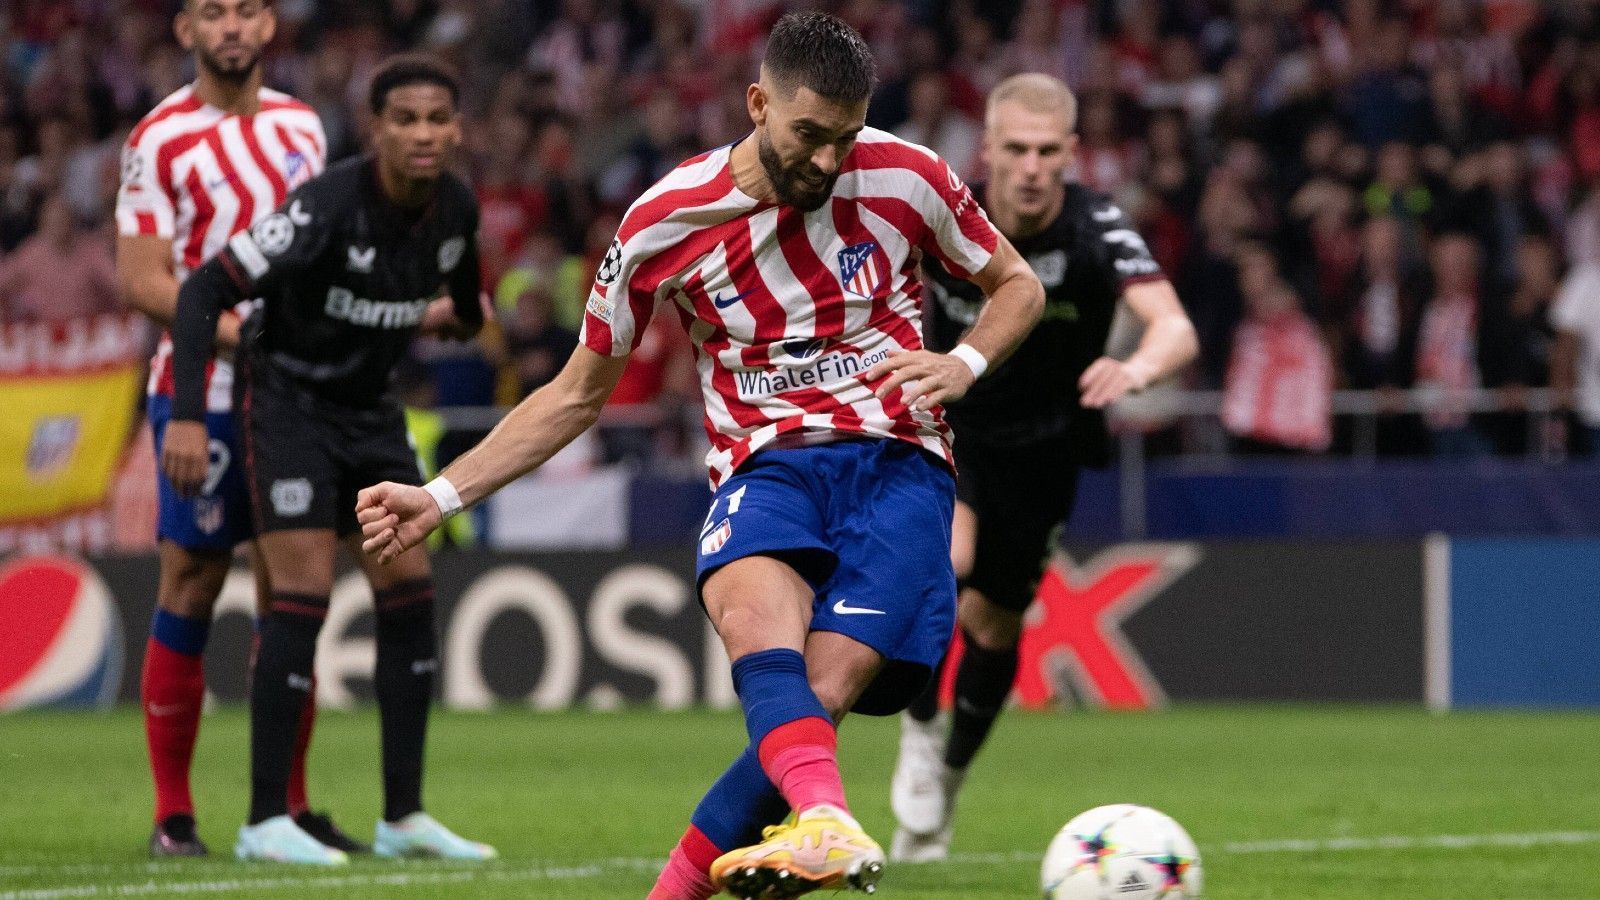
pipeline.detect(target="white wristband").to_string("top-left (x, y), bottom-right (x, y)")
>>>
top-left (422, 476), bottom-right (463, 519)
top-left (949, 343), bottom-right (989, 380)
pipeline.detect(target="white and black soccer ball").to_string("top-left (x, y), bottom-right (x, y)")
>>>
top-left (1041, 804), bottom-right (1202, 899)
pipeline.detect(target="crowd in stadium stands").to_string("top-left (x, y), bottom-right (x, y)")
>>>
top-left (5, 0), bottom-right (1600, 462)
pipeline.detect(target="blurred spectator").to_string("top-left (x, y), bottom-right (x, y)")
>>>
top-left (1339, 216), bottom-right (1421, 390)
top-left (891, 72), bottom-right (980, 179)
top-left (601, 308), bottom-right (695, 467)
top-left (503, 280), bottom-right (578, 398)
top-left (1414, 233), bottom-right (1489, 457)
top-left (1552, 246), bottom-right (1600, 452)
top-left (1221, 245), bottom-right (1334, 453)
top-left (0, 192), bottom-right (119, 325)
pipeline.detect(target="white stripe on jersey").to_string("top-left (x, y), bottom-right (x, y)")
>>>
top-left (119, 85), bottom-right (326, 412)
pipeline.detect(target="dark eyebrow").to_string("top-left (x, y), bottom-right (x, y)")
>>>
top-left (793, 118), bottom-right (864, 140)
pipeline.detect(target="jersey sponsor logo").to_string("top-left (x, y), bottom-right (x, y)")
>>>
top-left (838, 241), bottom-right (883, 299)
top-left (596, 240), bottom-right (623, 285)
top-left (270, 478), bottom-right (313, 518)
top-left (1093, 204), bottom-right (1124, 223)
top-left (438, 236), bottom-right (466, 274)
top-left (252, 212), bottom-right (296, 256)
top-left (1114, 257), bottom-right (1161, 277)
top-left (712, 288), bottom-right (754, 310)
top-left (700, 517), bottom-right (732, 555)
top-left (287, 199), bottom-right (312, 226)
top-left (323, 287), bottom-right (430, 329)
top-left (831, 598), bottom-right (885, 616)
top-left (347, 245), bottom-right (376, 273)
top-left (1029, 249), bottom-right (1067, 288)
top-left (733, 346), bottom-right (892, 400)
top-left (780, 338), bottom-right (827, 361)
top-left (284, 150), bottom-right (310, 189)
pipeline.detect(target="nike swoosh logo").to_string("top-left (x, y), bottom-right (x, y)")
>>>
top-left (712, 289), bottom-right (754, 309)
top-left (832, 599), bottom-right (885, 616)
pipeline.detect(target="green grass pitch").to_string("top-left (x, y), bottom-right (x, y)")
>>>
top-left (2, 706), bottom-right (1598, 898)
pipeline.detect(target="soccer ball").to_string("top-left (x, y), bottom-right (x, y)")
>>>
top-left (1040, 804), bottom-right (1202, 899)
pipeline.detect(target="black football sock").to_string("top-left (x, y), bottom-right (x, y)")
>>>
top-left (249, 593), bottom-right (328, 825)
top-left (905, 653), bottom-right (944, 723)
top-left (374, 579), bottom-right (437, 823)
top-left (943, 630), bottom-right (1020, 771)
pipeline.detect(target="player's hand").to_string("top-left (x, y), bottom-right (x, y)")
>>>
top-left (356, 482), bottom-right (442, 564)
top-left (1078, 357), bottom-right (1156, 409)
top-left (865, 349), bottom-right (976, 412)
top-left (160, 420), bottom-right (211, 498)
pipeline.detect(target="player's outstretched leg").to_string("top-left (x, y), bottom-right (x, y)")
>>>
top-left (650, 748), bottom-right (787, 900)
top-left (892, 628), bottom-right (1020, 862)
top-left (359, 562), bottom-right (494, 861)
top-left (237, 590), bottom-right (348, 865)
top-left (143, 605), bottom-right (211, 857)
top-left (143, 542), bottom-right (233, 857)
top-left (707, 648), bottom-right (884, 897)
top-left (891, 660), bottom-right (957, 862)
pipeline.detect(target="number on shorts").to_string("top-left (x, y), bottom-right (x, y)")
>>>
top-left (202, 439), bottom-right (230, 496)
top-left (701, 484), bottom-right (750, 534)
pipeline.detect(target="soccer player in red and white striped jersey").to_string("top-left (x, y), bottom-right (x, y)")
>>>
top-left (113, 0), bottom-right (357, 859)
top-left (356, 13), bottom-right (1044, 897)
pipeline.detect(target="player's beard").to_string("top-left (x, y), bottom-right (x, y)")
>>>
top-left (196, 44), bottom-right (261, 84)
top-left (759, 132), bottom-right (836, 213)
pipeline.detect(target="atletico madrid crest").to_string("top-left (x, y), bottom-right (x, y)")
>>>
top-left (837, 241), bottom-right (883, 299)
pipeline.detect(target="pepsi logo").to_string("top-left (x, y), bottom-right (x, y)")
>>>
top-left (0, 556), bottom-right (123, 710)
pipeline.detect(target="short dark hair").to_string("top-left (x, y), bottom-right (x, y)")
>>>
top-left (369, 54), bottom-right (460, 115)
top-left (763, 12), bottom-right (876, 103)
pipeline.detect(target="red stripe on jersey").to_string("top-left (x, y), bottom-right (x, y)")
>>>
top-left (155, 131), bottom-right (208, 203)
top-left (128, 94), bottom-right (204, 149)
top-left (844, 141), bottom-right (998, 261)
top-left (620, 167), bottom-right (736, 245)
top-left (204, 130), bottom-right (254, 236)
top-left (135, 211), bottom-right (156, 235)
top-left (279, 124), bottom-right (323, 165)
top-left (259, 97), bottom-right (314, 113)
top-left (239, 119), bottom-right (288, 200)
top-left (181, 167), bottom-right (217, 272)
top-left (775, 206), bottom-right (842, 333)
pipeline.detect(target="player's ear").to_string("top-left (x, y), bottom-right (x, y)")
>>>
top-left (258, 5), bottom-right (277, 45)
top-left (174, 9), bottom-right (195, 50)
top-left (748, 82), bottom-right (768, 129)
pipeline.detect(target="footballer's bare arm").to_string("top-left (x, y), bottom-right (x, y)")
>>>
top-left (1079, 278), bottom-right (1197, 409)
top-left (357, 346), bottom-right (628, 561)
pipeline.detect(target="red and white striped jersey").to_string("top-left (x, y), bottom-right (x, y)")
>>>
top-left (581, 128), bottom-right (1000, 487)
top-left (116, 84), bottom-right (325, 412)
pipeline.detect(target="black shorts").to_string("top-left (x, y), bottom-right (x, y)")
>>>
top-left (954, 434), bottom-right (1080, 612)
top-left (237, 358), bottom-right (422, 537)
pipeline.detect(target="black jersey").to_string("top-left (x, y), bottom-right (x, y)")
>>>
top-left (925, 183), bottom-right (1163, 460)
top-left (171, 156), bottom-right (482, 419)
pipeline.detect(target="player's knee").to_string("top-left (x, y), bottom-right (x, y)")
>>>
top-left (807, 676), bottom-right (856, 723)
top-left (959, 593), bottom-right (1024, 650)
top-left (158, 549), bottom-right (231, 618)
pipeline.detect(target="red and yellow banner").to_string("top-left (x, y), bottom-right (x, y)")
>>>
top-left (0, 315), bottom-right (145, 548)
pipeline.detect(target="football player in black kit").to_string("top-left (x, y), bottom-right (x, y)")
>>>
top-left (162, 55), bottom-right (496, 865)
top-left (889, 73), bottom-right (1199, 861)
